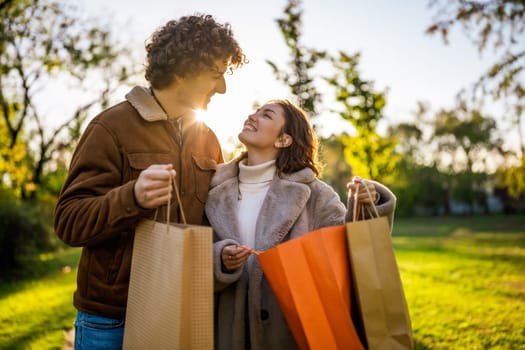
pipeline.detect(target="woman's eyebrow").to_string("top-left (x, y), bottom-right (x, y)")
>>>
top-left (261, 107), bottom-right (277, 115)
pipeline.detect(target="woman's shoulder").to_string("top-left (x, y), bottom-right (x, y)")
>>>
top-left (279, 167), bottom-right (316, 184)
top-left (210, 160), bottom-right (239, 188)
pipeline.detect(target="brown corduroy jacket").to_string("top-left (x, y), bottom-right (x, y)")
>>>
top-left (54, 86), bottom-right (223, 319)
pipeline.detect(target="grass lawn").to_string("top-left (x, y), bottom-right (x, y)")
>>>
top-left (393, 215), bottom-right (525, 349)
top-left (0, 214), bottom-right (523, 349)
top-left (0, 247), bottom-right (80, 350)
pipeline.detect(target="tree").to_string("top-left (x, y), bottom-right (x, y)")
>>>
top-left (325, 51), bottom-right (399, 182)
top-left (266, 0), bottom-right (326, 116)
top-left (426, 0), bottom-right (525, 199)
top-left (268, 0), bottom-right (398, 186)
top-left (318, 134), bottom-right (353, 203)
top-left (433, 105), bottom-right (505, 213)
top-left (427, 0), bottom-right (525, 151)
top-left (0, 0), bottom-right (136, 199)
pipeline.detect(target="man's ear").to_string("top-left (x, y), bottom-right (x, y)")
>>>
top-left (274, 133), bottom-right (293, 148)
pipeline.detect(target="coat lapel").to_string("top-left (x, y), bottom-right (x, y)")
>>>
top-left (206, 161), bottom-right (315, 250)
top-left (205, 162), bottom-right (242, 242)
top-left (254, 176), bottom-right (311, 250)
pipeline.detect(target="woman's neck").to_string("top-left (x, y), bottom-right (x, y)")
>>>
top-left (245, 149), bottom-right (278, 166)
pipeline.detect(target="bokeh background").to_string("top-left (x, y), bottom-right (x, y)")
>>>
top-left (1, 0), bottom-right (524, 349)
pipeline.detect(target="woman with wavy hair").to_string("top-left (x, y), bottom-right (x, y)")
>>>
top-left (205, 99), bottom-right (396, 350)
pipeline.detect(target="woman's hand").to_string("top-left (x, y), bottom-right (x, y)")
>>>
top-left (347, 176), bottom-right (377, 205)
top-left (221, 244), bottom-right (251, 271)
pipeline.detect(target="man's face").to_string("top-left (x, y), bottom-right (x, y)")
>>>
top-left (175, 59), bottom-right (229, 111)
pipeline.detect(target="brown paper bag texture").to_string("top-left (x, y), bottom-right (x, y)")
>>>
top-left (346, 216), bottom-right (414, 350)
top-left (123, 220), bottom-right (213, 350)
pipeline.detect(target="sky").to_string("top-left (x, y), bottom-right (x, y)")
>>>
top-left (70, 0), bottom-right (509, 151)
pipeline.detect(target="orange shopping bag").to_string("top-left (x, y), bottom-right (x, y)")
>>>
top-left (258, 225), bottom-right (364, 350)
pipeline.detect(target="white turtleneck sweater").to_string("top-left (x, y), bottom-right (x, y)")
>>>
top-left (237, 159), bottom-right (276, 248)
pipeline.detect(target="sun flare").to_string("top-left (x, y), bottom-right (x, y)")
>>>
top-left (194, 109), bottom-right (244, 158)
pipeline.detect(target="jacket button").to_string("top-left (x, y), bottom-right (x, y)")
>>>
top-left (125, 207), bottom-right (132, 214)
top-left (260, 309), bottom-right (269, 320)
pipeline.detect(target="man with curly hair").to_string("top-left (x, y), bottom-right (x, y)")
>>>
top-left (54, 14), bottom-right (246, 349)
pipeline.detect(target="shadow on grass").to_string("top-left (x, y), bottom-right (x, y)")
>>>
top-left (393, 214), bottom-right (525, 237)
top-left (414, 339), bottom-right (433, 350)
top-left (0, 247), bottom-right (80, 300)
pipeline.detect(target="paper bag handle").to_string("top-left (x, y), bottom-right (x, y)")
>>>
top-left (153, 172), bottom-right (187, 225)
top-left (352, 181), bottom-right (380, 221)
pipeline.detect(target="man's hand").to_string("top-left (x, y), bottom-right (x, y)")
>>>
top-left (134, 164), bottom-right (176, 209)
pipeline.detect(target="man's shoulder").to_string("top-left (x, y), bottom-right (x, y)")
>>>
top-left (91, 100), bottom-right (140, 127)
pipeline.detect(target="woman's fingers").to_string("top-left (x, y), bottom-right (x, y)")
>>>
top-left (221, 244), bottom-right (265, 271)
top-left (348, 178), bottom-right (377, 204)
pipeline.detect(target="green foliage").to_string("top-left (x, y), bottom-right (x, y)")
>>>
top-left (388, 101), bottom-right (510, 214)
top-left (319, 134), bottom-right (353, 203)
top-left (325, 52), bottom-right (386, 132)
top-left (266, 0), bottom-right (326, 116)
top-left (0, 0), bottom-right (135, 200)
top-left (496, 155), bottom-right (525, 198)
top-left (432, 105), bottom-right (503, 173)
top-left (427, 0), bottom-right (525, 156)
top-left (0, 188), bottom-right (56, 278)
top-left (389, 162), bottom-right (449, 217)
top-left (325, 51), bottom-right (399, 182)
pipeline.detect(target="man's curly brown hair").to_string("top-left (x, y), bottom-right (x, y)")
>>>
top-left (145, 14), bottom-right (247, 89)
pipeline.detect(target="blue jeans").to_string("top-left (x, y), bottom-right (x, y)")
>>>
top-left (74, 310), bottom-right (124, 350)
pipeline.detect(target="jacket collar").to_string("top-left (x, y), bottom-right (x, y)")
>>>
top-left (125, 86), bottom-right (197, 127)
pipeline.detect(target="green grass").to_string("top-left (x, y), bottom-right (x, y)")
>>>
top-left (392, 215), bottom-right (525, 350)
top-left (0, 248), bottom-right (80, 350)
top-left (0, 215), bottom-right (523, 349)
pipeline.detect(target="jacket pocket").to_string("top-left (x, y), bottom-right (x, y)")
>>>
top-left (192, 154), bottom-right (217, 203)
top-left (126, 152), bottom-right (172, 181)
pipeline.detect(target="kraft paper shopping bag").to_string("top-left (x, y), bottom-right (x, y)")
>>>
top-left (123, 176), bottom-right (213, 349)
top-left (346, 184), bottom-right (413, 350)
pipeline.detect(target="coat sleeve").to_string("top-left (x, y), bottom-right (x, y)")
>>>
top-left (309, 181), bottom-right (347, 229)
top-left (213, 238), bottom-right (244, 292)
top-left (54, 120), bottom-right (149, 247)
top-left (345, 180), bottom-right (397, 232)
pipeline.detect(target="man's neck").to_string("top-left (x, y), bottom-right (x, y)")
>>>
top-left (151, 87), bottom-right (186, 120)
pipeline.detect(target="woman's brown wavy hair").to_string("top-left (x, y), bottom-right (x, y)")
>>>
top-left (272, 99), bottom-right (320, 177)
top-left (145, 14), bottom-right (247, 89)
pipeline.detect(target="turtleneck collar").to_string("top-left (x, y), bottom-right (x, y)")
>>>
top-left (238, 159), bottom-right (276, 184)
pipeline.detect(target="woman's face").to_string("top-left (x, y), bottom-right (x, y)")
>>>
top-left (238, 103), bottom-right (287, 151)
